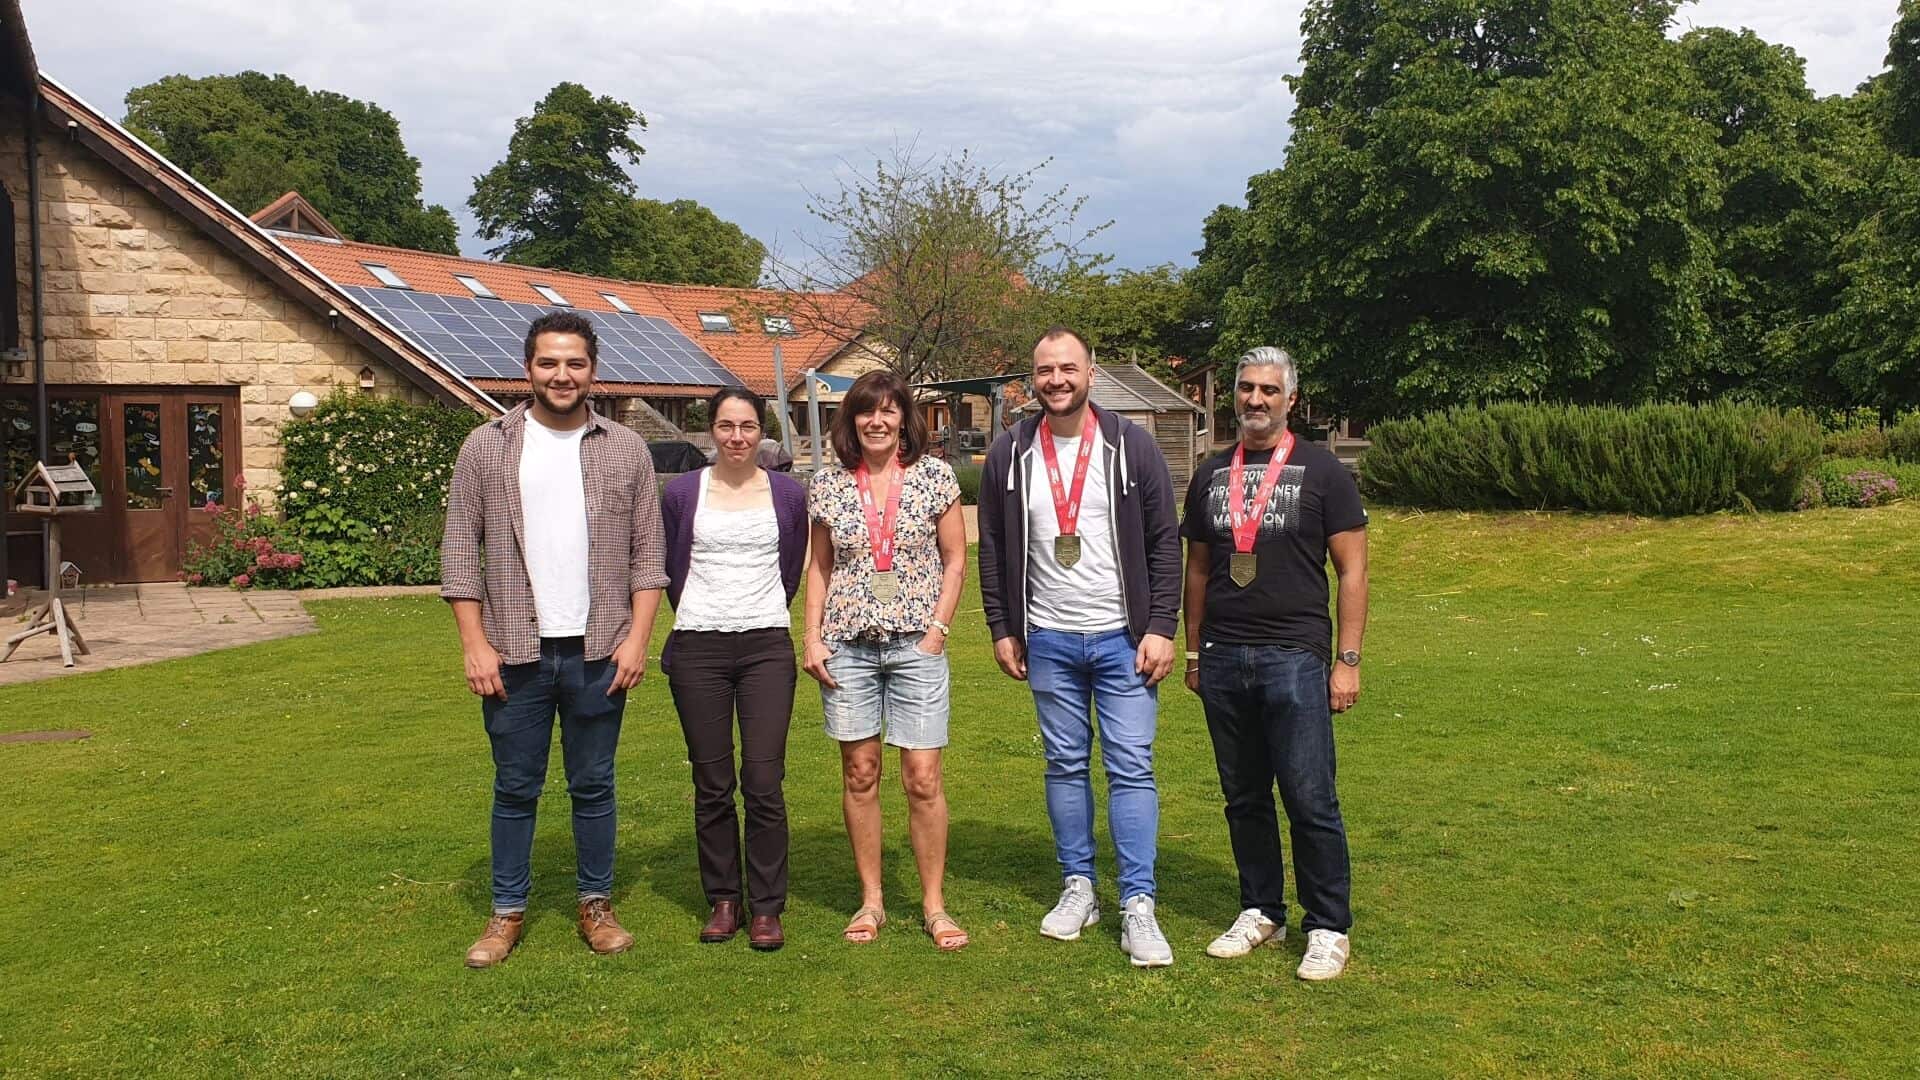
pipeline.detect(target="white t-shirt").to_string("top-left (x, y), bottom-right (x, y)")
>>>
top-left (1026, 424), bottom-right (1127, 633)
top-left (674, 470), bottom-right (789, 632)
top-left (519, 416), bottom-right (591, 637)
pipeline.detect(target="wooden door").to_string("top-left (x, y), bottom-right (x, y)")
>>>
top-left (113, 393), bottom-right (180, 581)
top-left (105, 390), bottom-right (239, 581)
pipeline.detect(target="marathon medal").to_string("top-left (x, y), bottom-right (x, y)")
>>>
top-left (1053, 533), bottom-right (1082, 568)
top-left (1229, 552), bottom-right (1258, 588)
top-left (1226, 432), bottom-right (1293, 589)
top-left (856, 458), bottom-right (904, 604)
top-left (1040, 407), bottom-right (1097, 569)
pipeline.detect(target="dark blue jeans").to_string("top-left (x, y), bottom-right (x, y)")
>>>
top-left (1197, 643), bottom-right (1351, 933)
top-left (481, 636), bottom-right (626, 914)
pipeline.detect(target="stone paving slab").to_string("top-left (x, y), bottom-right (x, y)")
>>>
top-left (0, 583), bottom-right (315, 687)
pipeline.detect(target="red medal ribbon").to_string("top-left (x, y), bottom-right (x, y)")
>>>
top-left (855, 460), bottom-right (903, 571)
top-left (1039, 407), bottom-right (1097, 537)
top-left (1228, 431), bottom-right (1294, 554)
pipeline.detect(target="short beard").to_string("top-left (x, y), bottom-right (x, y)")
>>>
top-left (1041, 386), bottom-right (1089, 418)
top-left (1237, 409), bottom-right (1279, 435)
top-left (534, 386), bottom-right (587, 415)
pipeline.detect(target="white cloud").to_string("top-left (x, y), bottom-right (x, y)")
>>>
top-left (26, 0), bottom-right (1906, 269)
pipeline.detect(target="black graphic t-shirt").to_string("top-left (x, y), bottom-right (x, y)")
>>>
top-left (1179, 439), bottom-right (1367, 663)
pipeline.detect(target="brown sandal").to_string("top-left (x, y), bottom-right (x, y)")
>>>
top-left (843, 906), bottom-right (886, 943)
top-left (924, 910), bottom-right (969, 952)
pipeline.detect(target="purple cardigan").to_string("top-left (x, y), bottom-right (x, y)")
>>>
top-left (659, 467), bottom-right (810, 612)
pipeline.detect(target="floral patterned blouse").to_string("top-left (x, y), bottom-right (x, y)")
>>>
top-left (809, 455), bottom-right (959, 641)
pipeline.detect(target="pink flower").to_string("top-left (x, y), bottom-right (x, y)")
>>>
top-left (232, 573), bottom-right (251, 588)
top-left (235, 475), bottom-right (247, 492)
top-left (203, 500), bottom-right (221, 514)
top-left (245, 503), bottom-right (262, 518)
top-left (188, 572), bottom-right (204, 585)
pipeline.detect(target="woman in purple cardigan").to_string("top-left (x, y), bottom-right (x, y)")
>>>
top-left (660, 388), bottom-right (809, 951)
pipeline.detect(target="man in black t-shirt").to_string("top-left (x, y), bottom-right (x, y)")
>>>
top-left (1180, 346), bottom-right (1369, 982)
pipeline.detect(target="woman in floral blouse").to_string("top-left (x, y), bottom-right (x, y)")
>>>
top-left (803, 369), bottom-right (970, 950)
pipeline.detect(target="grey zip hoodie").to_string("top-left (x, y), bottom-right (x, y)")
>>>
top-left (977, 406), bottom-right (1182, 645)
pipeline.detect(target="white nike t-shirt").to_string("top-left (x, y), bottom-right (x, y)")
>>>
top-left (519, 416), bottom-right (591, 637)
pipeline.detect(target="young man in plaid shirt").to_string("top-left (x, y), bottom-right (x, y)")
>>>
top-left (441, 312), bottom-right (668, 968)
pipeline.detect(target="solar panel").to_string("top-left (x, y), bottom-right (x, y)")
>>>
top-left (343, 285), bottom-right (741, 388)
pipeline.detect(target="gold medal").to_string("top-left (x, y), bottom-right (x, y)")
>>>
top-left (1229, 551), bottom-right (1257, 588)
top-left (1054, 533), bottom-right (1082, 568)
top-left (870, 570), bottom-right (900, 602)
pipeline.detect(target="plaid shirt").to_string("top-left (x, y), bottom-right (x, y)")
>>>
top-left (440, 403), bottom-right (668, 665)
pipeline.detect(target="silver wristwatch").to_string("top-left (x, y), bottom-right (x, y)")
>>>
top-left (1337, 649), bottom-right (1361, 667)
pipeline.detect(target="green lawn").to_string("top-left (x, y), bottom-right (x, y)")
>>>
top-left (4, 506), bottom-right (1918, 1078)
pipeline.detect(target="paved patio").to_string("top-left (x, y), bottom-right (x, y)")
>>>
top-left (0, 583), bottom-right (314, 686)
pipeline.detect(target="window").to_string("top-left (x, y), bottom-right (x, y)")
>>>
top-left (761, 315), bottom-right (795, 335)
top-left (698, 312), bottom-right (734, 333)
top-left (531, 283), bottom-right (571, 306)
top-left (2, 396), bottom-right (103, 509)
top-left (361, 263), bottom-right (411, 289)
top-left (600, 292), bottom-right (635, 314)
top-left (187, 404), bottom-right (225, 508)
top-left (454, 274), bottom-right (497, 299)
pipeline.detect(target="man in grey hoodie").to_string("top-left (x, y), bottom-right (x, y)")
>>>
top-left (977, 326), bottom-right (1184, 967)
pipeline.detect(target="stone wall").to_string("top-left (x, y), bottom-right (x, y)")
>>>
top-left (0, 118), bottom-right (434, 498)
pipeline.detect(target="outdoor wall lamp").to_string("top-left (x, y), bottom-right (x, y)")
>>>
top-left (327, 308), bottom-right (340, 330)
top-left (65, 119), bottom-right (78, 141)
top-left (2, 347), bottom-right (24, 379)
top-left (288, 390), bottom-right (319, 418)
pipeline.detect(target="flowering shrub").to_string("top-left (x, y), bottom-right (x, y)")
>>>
top-left (1807, 458), bottom-right (1917, 509)
top-left (279, 390), bottom-right (478, 535)
top-left (182, 480), bottom-right (309, 588)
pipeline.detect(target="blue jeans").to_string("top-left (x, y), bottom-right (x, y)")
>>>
top-left (1025, 627), bottom-right (1159, 902)
top-left (1197, 643), bottom-right (1351, 933)
top-left (481, 636), bottom-right (626, 913)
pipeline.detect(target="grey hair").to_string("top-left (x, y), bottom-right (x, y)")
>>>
top-left (1235, 346), bottom-right (1297, 401)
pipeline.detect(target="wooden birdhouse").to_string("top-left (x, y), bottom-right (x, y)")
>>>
top-left (12, 460), bottom-right (96, 514)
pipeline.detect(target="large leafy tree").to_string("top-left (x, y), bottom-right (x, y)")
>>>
top-left (620, 198), bottom-right (766, 287)
top-left (769, 147), bottom-right (1109, 383)
top-left (468, 83), bottom-right (648, 276)
top-left (1042, 264), bottom-right (1213, 378)
top-left (124, 72), bottom-right (458, 253)
top-left (469, 84), bottom-right (765, 286)
top-left (1818, 3), bottom-right (1920, 414)
top-left (1197, 0), bottom-right (1723, 420)
top-left (1676, 28), bottom-right (1875, 408)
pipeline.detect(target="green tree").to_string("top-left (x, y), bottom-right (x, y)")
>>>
top-left (1677, 28), bottom-right (1874, 408)
top-left (1882, 0), bottom-right (1920, 155)
top-left (770, 147), bottom-right (1109, 383)
top-left (1042, 264), bottom-right (1212, 376)
top-left (1196, 0), bottom-right (1722, 420)
top-left (468, 83), bottom-right (648, 276)
top-left (619, 198), bottom-right (766, 287)
top-left (124, 72), bottom-right (458, 253)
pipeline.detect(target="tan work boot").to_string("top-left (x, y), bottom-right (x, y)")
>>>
top-left (577, 897), bottom-right (634, 955)
top-left (465, 912), bottom-right (524, 969)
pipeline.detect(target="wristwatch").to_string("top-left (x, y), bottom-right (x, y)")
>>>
top-left (929, 617), bottom-right (952, 636)
top-left (1337, 650), bottom-right (1361, 667)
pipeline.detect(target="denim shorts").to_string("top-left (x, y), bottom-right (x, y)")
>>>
top-left (820, 632), bottom-right (951, 749)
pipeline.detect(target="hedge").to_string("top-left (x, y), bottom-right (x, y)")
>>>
top-left (1889, 413), bottom-right (1920, 464)
top-left (1358, 402), bottom-right (1823, 515)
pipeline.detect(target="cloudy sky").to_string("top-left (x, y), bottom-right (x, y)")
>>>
top-left (27, 0), bottom-right (1907, 271)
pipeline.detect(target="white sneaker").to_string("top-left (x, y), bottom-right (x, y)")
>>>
top-left (1206, 908), bottom-right (1282, 958)
top-left (1296, 928), bottom-right (1351, 981)
top-left (1119, 894), bottom-right (1173, 968)
top-left (1040, 875), bottom-right (1100, 941)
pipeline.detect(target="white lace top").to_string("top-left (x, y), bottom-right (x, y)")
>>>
top-left (673, 471), bottom-right (790, 632)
